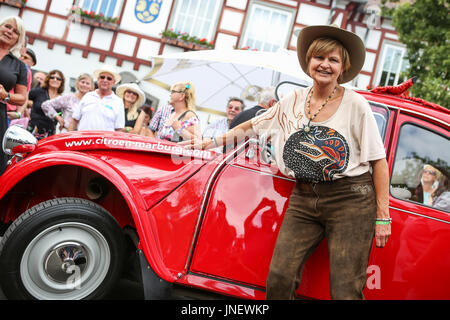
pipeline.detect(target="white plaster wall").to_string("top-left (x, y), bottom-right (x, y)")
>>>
top-left (0, 5), bottom-right (20, 20)
top-left (297, 3), bottom-right (329, 26)
top-left (26, 0), bottom-right (47, 11)
top-left (21, 10), bottom-right (43, 34)
top-left (226, 0), bottom-right (247, 10)
top-left (43, 16), bottom-right (67, 39)
top-left (220, 9), bottom-right (244, 34)
top-left (354, 25), bottom-right (367, 42)
top-left (120, 0), bottom-right (173, 39)
top-left (355, 74), bottom-right (371, 89)
top-left (385, 32), bottom-right (398, 41)
top-left (49, 0), bottom-right (73, 16)
top-left (365, 29), bottom-right (381, 51)
top-left (114, 33), bottom-right (137, 56)
top-left (215, 33), bottom-right (238, 50)
top-left (66, 22), bottom-right (90, 45)
top-left (362, 51), bottom-right (376, 73)
top-left (137, 38), bottom-right (161, 60)
top-left (331, 12), bottom-right (343, 27)
top-left (162, 44), bottom-right (184, 55)
top-left (90, 28), bottom-right (114, 51)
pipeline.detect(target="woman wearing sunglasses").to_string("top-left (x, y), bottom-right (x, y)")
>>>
top-left (413, 164), bottom-right (442, 205)
top-left (41, 73), bottom-right (94, 133)
top-left (28, 69), bottom-right (65, 139)
top-left (115, 82), bottom-right (146, 133)
top-left (148, 81), bottom-right (201, 142)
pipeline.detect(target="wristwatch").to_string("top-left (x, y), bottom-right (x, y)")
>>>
top-left (4, 92), bottom-right (10, 102)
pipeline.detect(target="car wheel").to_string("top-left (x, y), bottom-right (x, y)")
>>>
top-left (0, 197), bottom-right (125, 300)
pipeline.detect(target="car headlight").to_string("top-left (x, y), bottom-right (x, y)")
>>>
top-left (2, 125), bottom-right (37, 156)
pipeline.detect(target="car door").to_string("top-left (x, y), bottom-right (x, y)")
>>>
top-left (189, 139), bottom-right (295, 289)
top-left (365, 109), bottom-right (450, 299)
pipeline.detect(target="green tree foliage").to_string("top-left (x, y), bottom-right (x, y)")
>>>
top-left (387, 0), bottom-right (449, 107)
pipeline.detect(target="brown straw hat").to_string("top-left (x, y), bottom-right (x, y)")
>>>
top-left (296, 24), bottom-right (366, 83)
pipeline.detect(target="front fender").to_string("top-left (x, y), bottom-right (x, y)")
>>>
top-left (0, 151), bottom-right (177, 283)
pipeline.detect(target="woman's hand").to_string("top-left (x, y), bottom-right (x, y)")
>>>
top-left (179, 137), bottom-right (214, 150)
top-left (7, 111), bottom-right (20, 120)
top-left (55, 115), bottom-right (65, 129)
top-left (0, 85), bottom-right (8, 100)
top-left (375, 223), bottom-right (391, 248)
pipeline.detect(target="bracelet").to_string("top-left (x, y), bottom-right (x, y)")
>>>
top-left (375, 220), bottom-right (391, 225)
top-left (375, 217), bottom-right (392, 225)
top-left (16, 112), bottom-right (20, 119)
top-left (213, 137), bottom-right (219, 147)
top-left (126, 127), bottom-right (130, 132)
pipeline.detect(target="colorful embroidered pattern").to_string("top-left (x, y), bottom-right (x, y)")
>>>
top-left (283, 125), bottom-right (349, 182)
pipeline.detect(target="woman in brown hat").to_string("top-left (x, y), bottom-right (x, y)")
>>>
top-left (181, 25), bottom-right (390, 299)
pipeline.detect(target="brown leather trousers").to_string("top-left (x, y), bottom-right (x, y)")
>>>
top-left (266, 172), bottom-right (376, 300)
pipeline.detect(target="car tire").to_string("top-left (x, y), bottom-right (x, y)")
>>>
top-left (0, 197), bottom-right (125, 300)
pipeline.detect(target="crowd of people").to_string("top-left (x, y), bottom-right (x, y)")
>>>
top-left (0, 15), bottom-right (277, 176)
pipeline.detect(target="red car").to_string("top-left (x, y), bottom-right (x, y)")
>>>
top-left (0, 79), bottom-right (449, 300)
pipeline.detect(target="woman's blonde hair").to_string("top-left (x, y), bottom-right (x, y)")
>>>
top-left (0, 16), bottom-right (26, 58)
top-left (423, 164), bottom-right (442, 180)
top-left (171, 81), bottom-right (196, 110)
top-left (305, 37), bottom-right (351, 83)
top-left (76, 73), bottom-right (95, 91)
top-left (124, 91), bottom-right (140, 121)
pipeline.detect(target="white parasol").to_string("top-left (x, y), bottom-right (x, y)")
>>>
top-left (141, 49), bottom-right (311, 117)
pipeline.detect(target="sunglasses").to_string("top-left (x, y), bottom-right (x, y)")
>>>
top-left (49, 75), bottom-right (62, 81)
top-left (423, 169), bottom-right (436, 176)
top-left (125, 90), bottom-right (138, 96)
top-left (170, 90), bottom-right (184, 94)
top-left (99, 75), bottom-right (114, 81)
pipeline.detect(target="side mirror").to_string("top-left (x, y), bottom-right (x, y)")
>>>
top-left (2, 125), bottom-right (37, 156)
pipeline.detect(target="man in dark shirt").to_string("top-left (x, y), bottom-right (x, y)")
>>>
top-left (229, 86), bottom-right (276, 129)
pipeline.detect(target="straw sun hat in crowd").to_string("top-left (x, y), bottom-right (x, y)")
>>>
top-left (116, 82), bottom-right (146, 108)
top-left (296, 24), bottom-right (366, 83)
top-left (93, 65), bottom-right (122, 84)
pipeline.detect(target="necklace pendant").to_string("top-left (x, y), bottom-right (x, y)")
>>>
top-left (301, 119), bottom-right (312, 134)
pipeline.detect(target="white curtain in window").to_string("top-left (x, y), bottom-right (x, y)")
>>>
top-left (172, 0), bottom-right (221, 40)
top-left (378, 44), bottom-right (409, 86)
top-left (242, 4), bottom-right (291, 52)
top-left (79, 0), bottom-right (119, 18)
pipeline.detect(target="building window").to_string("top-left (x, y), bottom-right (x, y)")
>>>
top-left (376, 43), bottom-right (409, 86)
top-left (170, 0), bottom-right (222, 40)
top-left (240, 2), bottom-right (294, 52)
top-left (78, 0), bottom-right (120, 18)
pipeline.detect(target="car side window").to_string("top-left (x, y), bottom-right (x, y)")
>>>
top-left (390, 123), bottom-right (450, 212)
top-left (370, 103), bottom-right (389, 139)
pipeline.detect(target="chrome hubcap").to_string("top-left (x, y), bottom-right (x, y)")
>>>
top-left (20, 222), bottom-right (111, 300)
top-left (44, 242), bottom-right (88, 284)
